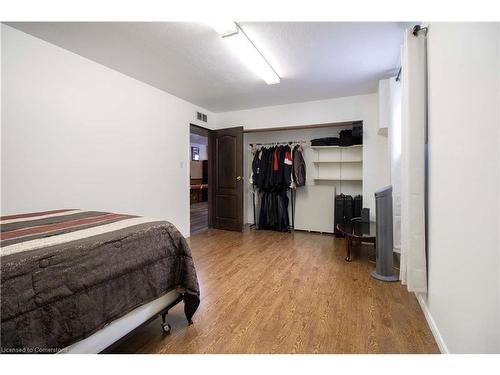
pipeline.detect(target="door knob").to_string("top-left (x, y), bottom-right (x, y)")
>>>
top-left (236, 176), bottom-right (242, 181)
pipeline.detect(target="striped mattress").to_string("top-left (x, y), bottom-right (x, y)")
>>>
top-left (0, 209), bottom-right (200, 353)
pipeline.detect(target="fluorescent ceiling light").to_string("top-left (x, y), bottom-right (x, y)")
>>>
top-left (208, 22), bottom-right (280, 85)
top-left (206, 21), bottom-right (238, 37)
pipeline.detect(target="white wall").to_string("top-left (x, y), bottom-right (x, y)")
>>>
top-left (1, 25), bottom-right (213, 237)
top-left (215, 94), bottom-right (390, 222)
top-left (421, 22), bottom-right (500, 353)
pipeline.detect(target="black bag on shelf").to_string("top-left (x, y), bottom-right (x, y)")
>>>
top-left (353, 195), bottom-right (363, 218)
top-left (310, 137), bottom-right (339, 146)
top-left (352, 121), bottom-right (363, 145)
top-left (334, 194), bottom-right (354, 236)
top-left (339, 129), bottom-right (353, 146)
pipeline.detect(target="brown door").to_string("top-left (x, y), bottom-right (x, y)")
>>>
top-left (209, 126), bottom-right (243, 231)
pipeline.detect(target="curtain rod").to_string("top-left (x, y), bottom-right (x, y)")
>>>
top-left (396, 67), bottom-right (402, 82)
top-left (412, 25), bottom-right (428, 37)
top-left (395, 25), bottom-right (428, 83)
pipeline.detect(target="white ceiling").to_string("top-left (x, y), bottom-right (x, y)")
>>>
top-left (7, 22), bottom-right (407, 112)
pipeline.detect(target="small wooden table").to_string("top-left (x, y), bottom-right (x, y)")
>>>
top-left (190, 184), bottom-right (208, 204)
top-left (336, 220), bottom-right (376, 262)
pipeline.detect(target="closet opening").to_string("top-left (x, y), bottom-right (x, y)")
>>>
top-left (244, 121), bottom-right (363, 235)
top-left (189, 124), bottom-right (210, 235)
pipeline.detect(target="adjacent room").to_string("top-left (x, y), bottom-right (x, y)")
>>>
top-left (1, 18), bottom-right (499, 358)
top-left (190, 124), bottom-right (209, 234)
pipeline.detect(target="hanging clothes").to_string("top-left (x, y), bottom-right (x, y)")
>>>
top-left (265, 147), bottom-right (274, 190)
top-left (252, 147), bottom-right (266, 189)
top-left (292, 145), bottom-right (306, 187)
top-left (284, 148), bottom-right (293, 187)
top-left (258, 188), bottom-right (290, 232)
top-left (251, 143), bottom-right (305, 232)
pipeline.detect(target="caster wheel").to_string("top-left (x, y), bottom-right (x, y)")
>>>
top-left (161, 322), bottom-right (172, 334)
top-left (345, 256), bottom-right (351, 262)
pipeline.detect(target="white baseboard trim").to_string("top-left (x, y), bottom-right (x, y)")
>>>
top-left (416, 292), bottom-right (449, 354)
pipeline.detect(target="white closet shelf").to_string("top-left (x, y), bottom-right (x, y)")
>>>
top-left (311, 144), bottom-right (363, 149)
top-left (313, 160), bottom-right (362, 164)
top-left (314, 177), bottom-right (363, 181)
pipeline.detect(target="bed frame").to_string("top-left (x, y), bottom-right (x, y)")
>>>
top-left (60, 291), bottom-right (199, 354)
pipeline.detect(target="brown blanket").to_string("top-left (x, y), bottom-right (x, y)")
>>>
top-left (0, 209), bottom-right (200, 353)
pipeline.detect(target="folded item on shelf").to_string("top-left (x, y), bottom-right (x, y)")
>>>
top-left (339, 129), bottom-right (353, 146)
top-left (310, 137), bottom-right (339, 146)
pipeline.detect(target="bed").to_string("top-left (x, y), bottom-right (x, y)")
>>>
top-left (0, 209), bottom-right (200, 354)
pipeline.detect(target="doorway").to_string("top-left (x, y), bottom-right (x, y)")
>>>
top-left (190, 124), bottom-right (209, 234)
top-left (189, 124), bottom-right (244, 235)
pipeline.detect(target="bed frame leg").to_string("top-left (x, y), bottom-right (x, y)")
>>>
top-left (156, 293), bottom-right (199, 334)
top-left (160, 311), bottom-right (171, 334)
top-left (183, 293), bottom-right (200, 325)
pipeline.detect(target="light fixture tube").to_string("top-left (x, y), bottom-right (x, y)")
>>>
top-left (206, 21), bottom-right (238, 37)
top-left (208, 22), bottom-right (280, 85)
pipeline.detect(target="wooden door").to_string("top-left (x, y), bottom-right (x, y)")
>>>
top-left (209, 126), bottom-right (243, 231)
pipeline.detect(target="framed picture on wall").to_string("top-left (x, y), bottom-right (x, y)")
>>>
top-left (191, 146), bottom-right (200, 161)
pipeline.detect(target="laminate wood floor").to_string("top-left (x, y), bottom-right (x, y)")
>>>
top-left (190, 201), bottom-right (208, 234)
top-left (110, 227), bottom-right (439, 354)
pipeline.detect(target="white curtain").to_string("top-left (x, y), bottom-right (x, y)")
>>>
top-left (388, 76), bottom-right (402, 255)
top-left (400, 29), bottom-right (428, 293)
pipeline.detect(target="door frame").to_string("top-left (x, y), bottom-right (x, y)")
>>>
top-left (189, 123), bottom-right (213, 231)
